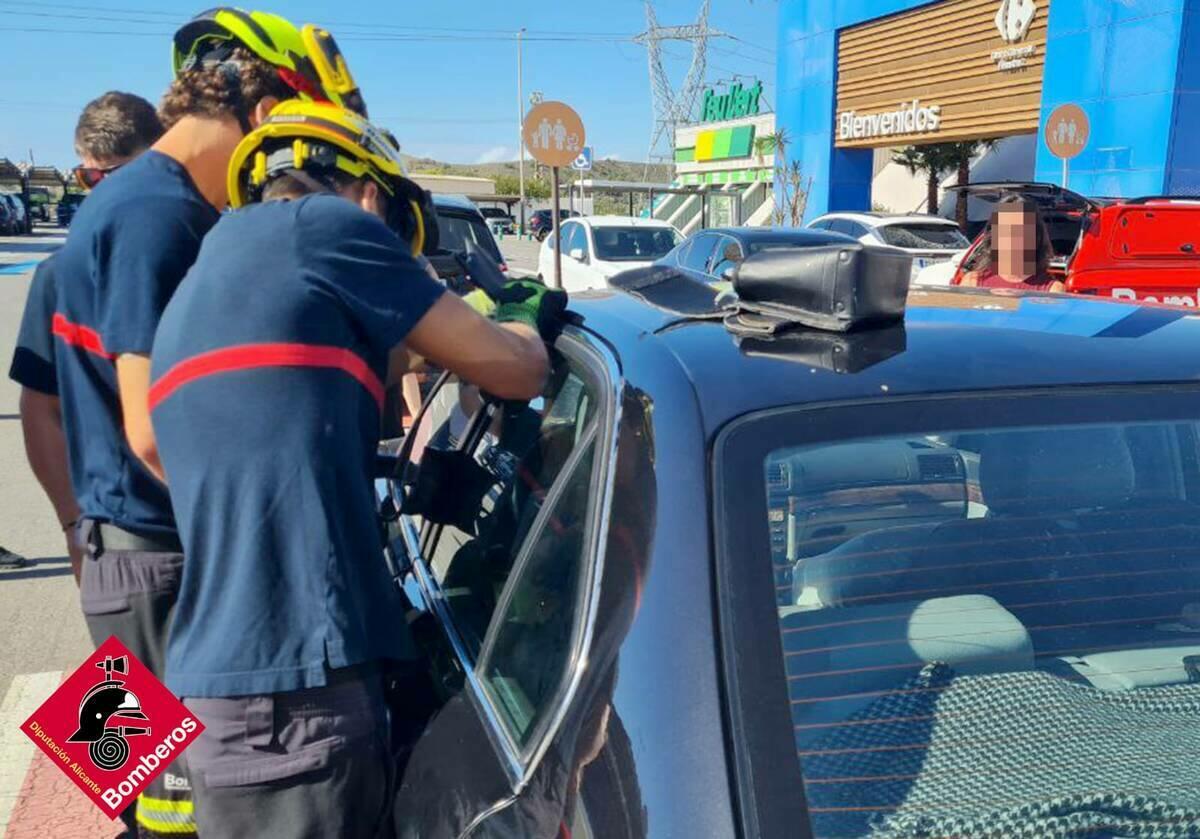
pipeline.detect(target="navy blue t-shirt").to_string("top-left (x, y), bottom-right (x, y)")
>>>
top-left (151, 194), bottom-right (445, 697)
top-left (53, 151), bottom-right (219, 536)
top-left (10, 256), bottom-right (59, 395)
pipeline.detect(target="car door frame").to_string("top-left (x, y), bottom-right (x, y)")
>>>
top-left (392, 327), bottom-right (624, 805)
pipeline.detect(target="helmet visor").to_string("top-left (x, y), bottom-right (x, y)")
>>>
top-left (301, 25), bottom-right (367, 116)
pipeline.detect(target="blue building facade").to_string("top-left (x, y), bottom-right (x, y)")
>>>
top-left (778, 0), bottom-right (1200, 221)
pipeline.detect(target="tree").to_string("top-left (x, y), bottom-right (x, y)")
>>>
top-left (492, 173), bottom-right (550, 200)
top-left (892, 144), bottom-right (956, 216)
top-left (759, 129), bottom-right (813, 227)
top-left (893, 139), bottom-right (998, 227)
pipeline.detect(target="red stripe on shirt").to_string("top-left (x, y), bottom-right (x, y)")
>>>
top-left (148, 343), bottom-right (384, 412)
top-left (52, 313), bottom-right (114, 360)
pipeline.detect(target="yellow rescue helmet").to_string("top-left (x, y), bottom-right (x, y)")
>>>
top-left (172, 8), bottom-right (367, 116)
top-left (227, 100), bottom-right (436, 255)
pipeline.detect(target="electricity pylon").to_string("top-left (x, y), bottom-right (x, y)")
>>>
top-left (634, 0), bottom-right (726, 169)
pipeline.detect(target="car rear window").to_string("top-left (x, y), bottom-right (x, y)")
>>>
top-left (435, 211), bottom-right (502, 262)
top-left (877, 223), bottom-right (970, 250)
top-left (592, 227), bottom-right (681, 262)
top-left (752, 410), bottom-right (1200, 837)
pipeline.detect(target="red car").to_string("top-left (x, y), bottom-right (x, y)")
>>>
top-left (949, 183), bottom-right (1200, 306)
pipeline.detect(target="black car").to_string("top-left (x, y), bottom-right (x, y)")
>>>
top-left (530, 208), bottom-right (580, 241)
top-left (0, 194), bottom-right (30, 236)
top-left (426, 194), bottom-right (508, 287)
top-left (381, 242), bottom-right (1200, 838)
top-left (656, 226), bottom-right (857, 284)
top-left (0, 195), bottom-right (14, 235)
top-left (57, 192), bottom-right (86, 228)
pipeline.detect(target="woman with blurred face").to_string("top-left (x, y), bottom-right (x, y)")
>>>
top-left (960, 195), bottom-right (1064, 292)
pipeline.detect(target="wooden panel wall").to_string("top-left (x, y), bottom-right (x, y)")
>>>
top-left (835, 0), bottom-right (1049, 148)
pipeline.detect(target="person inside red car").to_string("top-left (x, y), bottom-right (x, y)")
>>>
top-left (959, 195), bottom-right (1064, 292)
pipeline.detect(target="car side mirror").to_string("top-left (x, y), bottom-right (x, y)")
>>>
top-left (721, 265), bottom-right (738, 282)
top-left (569, 247), bottom-right (588, 263)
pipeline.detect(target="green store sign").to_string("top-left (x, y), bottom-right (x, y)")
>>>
top-left (700, 80), bottom-right (764, 123)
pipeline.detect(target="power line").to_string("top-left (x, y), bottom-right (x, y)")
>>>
top-left (0, 2), bottom-right (638, 38)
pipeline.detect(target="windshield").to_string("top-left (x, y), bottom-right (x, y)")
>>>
top-left (435, 211), bottom-right (502, 262)
top-left (592, 226), bottom-right (681, 262)
top-left (478, 207), bottom-right (509, 219)
top-left (877, 223), bottom-right (970, 250)
top-left (736, 398), bottom-right (1200, 838)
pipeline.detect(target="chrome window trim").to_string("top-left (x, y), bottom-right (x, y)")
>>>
top-left (398, 327), bottom-right (622, 794)
top-left (475, 421), bottom-right (600, 768)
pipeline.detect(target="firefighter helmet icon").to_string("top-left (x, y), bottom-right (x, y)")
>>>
top-left (65, 655), bottom-right (150, 771)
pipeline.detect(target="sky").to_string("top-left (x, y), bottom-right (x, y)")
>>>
top-left (0, 0), bottom-right (778, 170)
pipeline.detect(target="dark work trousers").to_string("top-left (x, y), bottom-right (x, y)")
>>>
top-left (76, 520), bottom-right (196, 838)
top-left (184, 666), bottom-right (395, 839)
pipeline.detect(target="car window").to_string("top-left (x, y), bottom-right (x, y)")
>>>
top-left (567, 223), bottom-right (589, 258)
top-left (591, 226), bottom-right (680, 263)
top-left (710, 236), bottom-right (744, 278)
top-left (737, 402), bottom-right (1200, 838)
top-left (554, 221), bottom-right (576, 253)
top-left (680, 232), bottom-right (719, 272)
top-left (829, 219), bottom-right (865, 238)
top-left (480, 439), bottom-right (597, 748)
top-left (435, 210), bottom-right (502, 262)
top-left (419, 356), bottom-right (600, 657)
top-left (878, 223), bottom-right (971, 250)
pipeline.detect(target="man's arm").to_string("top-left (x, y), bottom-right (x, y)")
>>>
top-left (115, 354), bottom-right (165, 483)
top-left (19, 389), bottom-right (84, 582)
top-left (404, 292), bottom-right (549, 401)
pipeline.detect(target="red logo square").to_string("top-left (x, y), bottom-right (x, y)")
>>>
top-left (20, 636), bottom-right (204, 817)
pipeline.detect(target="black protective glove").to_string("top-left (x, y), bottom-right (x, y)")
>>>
top-left (494, 280), bottom-right (569, 343)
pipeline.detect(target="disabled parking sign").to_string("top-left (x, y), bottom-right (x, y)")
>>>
top-left (571, 146), bottom-right (593, 172)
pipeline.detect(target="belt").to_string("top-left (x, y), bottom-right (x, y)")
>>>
top-left (86, 521), bottom-right (183, 554)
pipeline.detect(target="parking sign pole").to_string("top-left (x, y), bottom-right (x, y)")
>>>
top-left (551, 166), bottom-right (562, 289)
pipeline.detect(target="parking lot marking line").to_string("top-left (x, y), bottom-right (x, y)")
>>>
top-left (0, 262), bottom-right (41, 275)
top-left (0, 671), bottom-right (63, 837)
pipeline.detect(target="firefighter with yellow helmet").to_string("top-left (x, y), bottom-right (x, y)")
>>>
top-left (50, 9), bottom-right (369, 835)
top-left (145, 100), bottom-right (563, 837)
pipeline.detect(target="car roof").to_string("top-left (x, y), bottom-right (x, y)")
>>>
top-left (431, 194), bottom-right (480, 213)
top-left (700, 227), bottom-right (857, 247)
top-left (570, 286), bottom-right (1200, 437)
top-left (812, 212), bottom-right (952, 226)
top-left (578, 215), bottom-right (673, 229)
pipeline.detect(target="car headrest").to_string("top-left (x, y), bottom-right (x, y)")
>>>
top-left (979, 428), bottom-right (1135, 515)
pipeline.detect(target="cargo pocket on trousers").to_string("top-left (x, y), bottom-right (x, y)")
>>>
top-left (199, 736), bottom-right (341, 788)
top-left (78, 558), bottom-right (131, 615)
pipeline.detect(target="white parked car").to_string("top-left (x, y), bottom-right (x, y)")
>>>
top-left (807, 212), bottom-right (971, 286)
top-left (537, 216), bottom-right (682, 293)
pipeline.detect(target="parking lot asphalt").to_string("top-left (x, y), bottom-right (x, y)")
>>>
top-left (499, 234), bottom-right (542, 279)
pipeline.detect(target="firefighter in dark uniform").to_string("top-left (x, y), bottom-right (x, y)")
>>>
top-left (49, 9), bottom-right (369, 835)
top-left (144, 100), bottom-right (561, 837)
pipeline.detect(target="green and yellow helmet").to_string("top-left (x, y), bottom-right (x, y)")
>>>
top-left (172, 8), bottom-right (367, 116)
top-left (227, 100), bottom-right (437, 255)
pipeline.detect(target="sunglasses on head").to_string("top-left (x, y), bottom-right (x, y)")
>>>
top-left (73, 163), bottom-right (123, 190)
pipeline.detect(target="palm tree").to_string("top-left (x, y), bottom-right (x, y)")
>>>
top-left (893, 140), bottom-right (999, 228)
top-left (892, 144), bottom-right (956, 216)
top-left (945, 139), bottom-right (998, 232)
